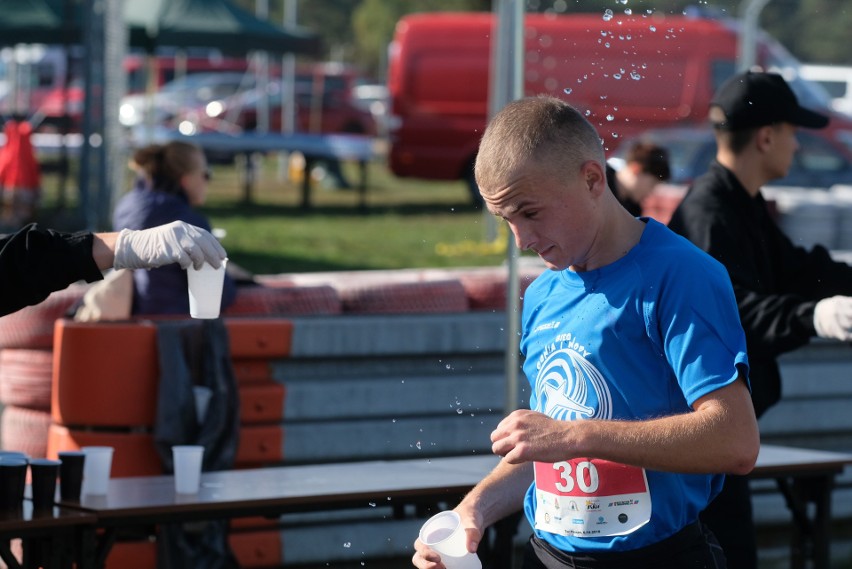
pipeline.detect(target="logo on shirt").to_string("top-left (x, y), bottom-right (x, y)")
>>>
top-left (534, 342), bottom-right (612, 421)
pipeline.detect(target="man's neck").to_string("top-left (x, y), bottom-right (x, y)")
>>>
top-left (716, 151), bottom-right (767, 197)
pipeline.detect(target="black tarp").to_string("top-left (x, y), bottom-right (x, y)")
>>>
top-left (0, 0), bottom-right (323, 55)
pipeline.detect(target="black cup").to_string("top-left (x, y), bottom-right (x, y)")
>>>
top-left (0, 457), bottom-right (29, 512)
top-left (57, 451), bottom-right (85, 502)
top-left (29, 459), bottom-right (61, 511)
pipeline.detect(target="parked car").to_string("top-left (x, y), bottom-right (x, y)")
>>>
top-left (119, 71), bottom-right (252, 128)
top-left (171, 63), bottom-right (376, 137)
top-left (611, 126), bottom-right (852, 189)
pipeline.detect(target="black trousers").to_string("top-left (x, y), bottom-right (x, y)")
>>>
top-left (699, 474), bottom-right (757, 569)
top-left (522, 521), bottom-right (727, 569)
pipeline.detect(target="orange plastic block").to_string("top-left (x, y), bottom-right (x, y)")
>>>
top-left (232, 358), bottom-right (274, 384)
top-left (51, 320), bottom-right (159, 427)
top-left (104, 540), bottom-right (157, 569)
top-left (225, 319), bottom-right (293, 359)
top-left (239, 383), bottom-right (285, 424)
top-left (229, 529), bottom-right (283, 568)
top-left (47, 424), bottom-right (163, 477)
top-left (236, 425), bottom-right (283, 466)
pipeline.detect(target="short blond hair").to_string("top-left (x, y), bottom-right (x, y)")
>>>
top-left (474, 95), bottom-right (605, 197)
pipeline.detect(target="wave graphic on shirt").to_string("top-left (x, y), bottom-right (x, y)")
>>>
top-left (535, 347), bottom-right (613, 421)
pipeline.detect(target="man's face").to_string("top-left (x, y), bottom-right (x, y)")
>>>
top-left (766, 122), bottom-right (799, 180)
top-left (482, 162), bottom-right (601, 271)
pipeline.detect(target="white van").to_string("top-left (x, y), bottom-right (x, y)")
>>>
top-left (799, 64), bottom-right (852, 116)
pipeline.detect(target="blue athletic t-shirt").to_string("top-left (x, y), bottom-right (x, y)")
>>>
top-left (520, 218), bottom-right (749, 553)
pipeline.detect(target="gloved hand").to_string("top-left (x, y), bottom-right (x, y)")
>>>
top-left (813, 296), bottom-right (852, 341)
top-left (113, 221), bottom-right (227, 271)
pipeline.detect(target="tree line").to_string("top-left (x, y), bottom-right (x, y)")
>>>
top-left (234, 0), bottom-right (852, 78)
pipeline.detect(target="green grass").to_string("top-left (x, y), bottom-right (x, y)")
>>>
top-left (37, 154), bottom-right (522, 276)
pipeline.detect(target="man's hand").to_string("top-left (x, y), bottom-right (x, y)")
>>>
top-left (491, 409), bottom-right (573, 464)
top-left (412, 509), bottom-right (483, 569)
top-left (814, 295), bottom-right (852, 341)
top-left (113, 221), bottom-right (227, 271)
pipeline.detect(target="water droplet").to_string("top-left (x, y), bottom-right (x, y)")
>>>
top-left (630, 71), bottom-right (641, 80)
top-left (606, 114), bottom-right (615, 121)
top-left (585, 110), bottom-right (592, 116)
top-left (618, 0), bottom-right (628, 4)
top-left (613, 73), bottom-right (622, 80)
top-left (602, 9), bottom-right (614, 21)
top-left (369, 502), bottom-right (376, 507)
top-left (415, 441), bottom-right (422, 449)
top-left (612, 133), bottom-right (620, 138)
top-left (624, 8), bottom-right (632, 15)
top-left (457, 408), bottom-right (464, 414)
top-left (649, 25), bottom-right (657, 32)
top-left (563, 87), bottom-right (572, 95)
top-left (344, 542), bottom-right (352, 548)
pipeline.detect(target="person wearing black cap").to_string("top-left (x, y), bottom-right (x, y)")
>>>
top-left (668, 69), bottom-right (852, 569)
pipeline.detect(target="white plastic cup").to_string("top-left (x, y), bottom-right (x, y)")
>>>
top-left (80, 446), bottom-right (114, 496)
top-left (418, 511), bottom-right (482, 569)
top-left (172, 445), bottom-right (205, 494)
top-left (186, 259), bottom-right (227, 319)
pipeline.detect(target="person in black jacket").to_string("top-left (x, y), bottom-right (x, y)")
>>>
top-left (0, 220), bottom-right (227, 317)
top-left (668, 70), bottom-right (852, 569)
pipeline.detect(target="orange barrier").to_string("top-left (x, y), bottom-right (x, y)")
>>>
top-left (229, 529), bottom-right (283, 568)
top-left (46, 424), bottom-right (162, 477)
top-left (239, 383), bottom-right (286, 424)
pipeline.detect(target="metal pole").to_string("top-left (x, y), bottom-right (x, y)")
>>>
top-left (277, 0), bottom-right (297, 182)
top-left (490, 0), bottom-right (525, 414)
top-left (737, 0), bottom-right (771, 71)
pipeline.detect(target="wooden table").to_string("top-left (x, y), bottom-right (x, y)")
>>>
top-left (0, 502), bottom-right (96, 569)
top-left (58, 444), bottom-right (852, 569)
top-left (749, 444), bottom-right (852, 569)
top-left (65, 455), bottom-right (499, 568)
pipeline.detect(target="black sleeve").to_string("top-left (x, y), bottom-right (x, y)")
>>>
top-left (0, 224), bottom-right (105, 317)
top-left (672, 193), bottom-right (852, 361)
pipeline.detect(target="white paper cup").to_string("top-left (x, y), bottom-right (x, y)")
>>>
top-left (80, 446), bottom-right (114, 496)
top-left (419, 511), bottom-right (482, 569)
top-left (172, 445), bottom-right (205, 494)
top-left (187, 259), bottom-right (227, 319)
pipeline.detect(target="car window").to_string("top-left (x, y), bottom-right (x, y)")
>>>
top-left (796, 132), bottom-right (849, 172)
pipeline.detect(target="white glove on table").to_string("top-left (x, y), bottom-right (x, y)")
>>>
top-left (813, 295), bottom-right (852, 341)
top-left (113, 221), bottom-right (227, 271)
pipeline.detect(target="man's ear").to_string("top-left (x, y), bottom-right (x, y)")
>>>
top-left (755, 125), bottom-right (775, 152)
top-left (582, 160), bottom-right (606, 195)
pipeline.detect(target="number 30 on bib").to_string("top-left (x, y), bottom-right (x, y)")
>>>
top-left (533, 459), bottom-right (651, 537)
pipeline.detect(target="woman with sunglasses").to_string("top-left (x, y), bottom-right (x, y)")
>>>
top-left (113, 141), bottom-right (236, 316)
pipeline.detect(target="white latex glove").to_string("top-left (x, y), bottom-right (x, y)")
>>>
top-left (813, 296), bottom-right (852, 341)
top-left (113, 221), bottom-right (227, 271)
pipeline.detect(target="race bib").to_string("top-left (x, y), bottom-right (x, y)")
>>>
top-left (533, 459), bottom-right (651, 537)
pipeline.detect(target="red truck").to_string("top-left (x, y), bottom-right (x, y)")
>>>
top-left (387, 11), bottom-right (852, 202)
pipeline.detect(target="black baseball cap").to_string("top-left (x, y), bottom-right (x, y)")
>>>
top-left (710, 70), bottom-right (829, 130)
